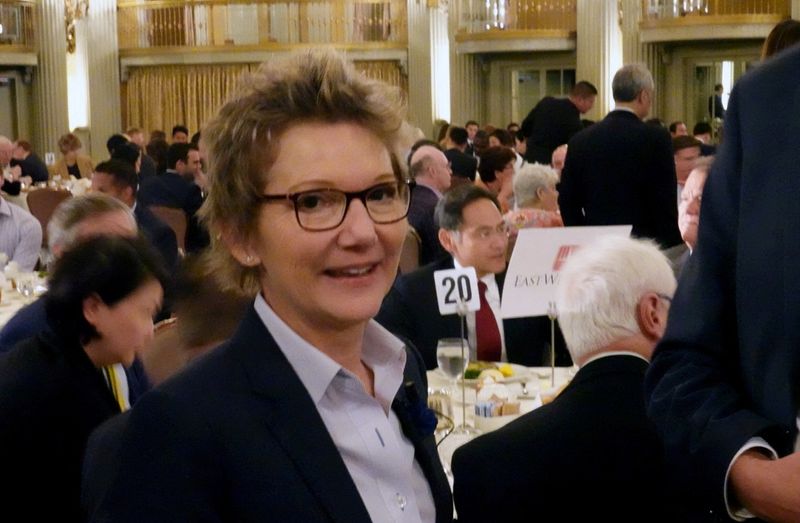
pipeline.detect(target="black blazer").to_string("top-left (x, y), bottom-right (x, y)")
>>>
top-left (645, 46), bottom-right (800, 521)
top-left (453, 355), bottom-right (673, 523)
top-left (134, 203), bottom-right (178, 273)
top-left (520, 96), bottom-right (582, 165)
top-left (376, 257), bottom-right (570, 370)
top-left (83, 306), bottom-right (453, 522)
top-left (559, 110), bottom-right (682, 249)
top-left (407, 184), bottom-right (447, 266)
top-left (138, 171), bottom-right (209, 253)
top-left (0, 330), bottom-right (121, 522)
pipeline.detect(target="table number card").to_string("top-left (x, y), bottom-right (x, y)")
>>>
top-left (433, 266), bottom-right (481, 316)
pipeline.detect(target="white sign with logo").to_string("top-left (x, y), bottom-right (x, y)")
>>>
top-left (501, 225), bottom-right (632, 319)
top-left (433, 266), bottom-right (481, 316)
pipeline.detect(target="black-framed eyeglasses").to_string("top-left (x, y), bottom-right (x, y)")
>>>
top-left (258, 179), bottom-right (415, 232)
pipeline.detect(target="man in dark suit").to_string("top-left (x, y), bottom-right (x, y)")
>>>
top-left (82, 305), bottom-right (453, 522)
top-left (11, 140), bottom-right (49, 183)
top-left (444, 126), bottom-right (478, 184)
top-left (708, 83), bottom-right (725, 120)
top-left (452, 236), bottom-right (677, 522)
top-left (377, 184), bottom-right (569, 370)
top-left (91, 159), bottom-right (178, 273)
top-left (407, 145), bottom-right (451, 266)
top-left (559, 64), bottom-right (682, 250)
top-left (645, 46), bottom-right (800, 522)
top-left (520, 80), bottom-right (597, 165)
top-left (138, 142), bottom-right (209, 252)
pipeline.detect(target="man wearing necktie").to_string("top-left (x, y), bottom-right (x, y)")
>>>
top-left (378, 184), bottom-right (571, 370)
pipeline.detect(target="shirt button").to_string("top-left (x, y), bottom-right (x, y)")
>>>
top-left (395, 493), bottom-right (407, 511)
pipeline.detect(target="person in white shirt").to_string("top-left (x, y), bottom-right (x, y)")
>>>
top-left (0, 195), bottom-right (41, 271)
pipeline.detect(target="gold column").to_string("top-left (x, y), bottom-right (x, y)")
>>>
top-left (793, 0), bottom-right (800, 17)
top-left (33, 0), bottom-right (69, 156)
top-left (576, 0), bottom-right (623, 119)
top-left (86, 0), bottom-right (122, 162)
top-left (448, 0), bottom-right (486, 128)
top-left (406, 0), bottom-right (434, 134)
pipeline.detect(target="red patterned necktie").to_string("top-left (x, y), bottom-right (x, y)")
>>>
top-left (476, 280), bottom-right (502, 361)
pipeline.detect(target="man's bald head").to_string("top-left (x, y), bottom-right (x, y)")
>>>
top-left (409, 145), bottom-right (452, 193)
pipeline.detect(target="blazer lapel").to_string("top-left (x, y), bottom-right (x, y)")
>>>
top-left (231, 310), bottom-right (372, 523)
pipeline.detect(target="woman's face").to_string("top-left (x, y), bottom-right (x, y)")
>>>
top-left (538, 183), bottom-right (559, 212)
top-left (84, 278), bottom-right (163, 366)
top-left (241, 122), bottom-right (406, 336)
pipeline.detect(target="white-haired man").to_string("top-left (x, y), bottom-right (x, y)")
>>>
top-left (452, 236), bottom-right (677, 522)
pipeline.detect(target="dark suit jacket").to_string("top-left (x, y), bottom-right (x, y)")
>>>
top-left (520, 96), bottom-right (581, 165)
top-left (407, 184), bottom-right (447, 266)
top-left (138, 170), bottom-right (209, 253)
top-left (645, 46), bottom-right (800, 521)
top-left (453, 355), bottom-right (673, 523)
top-left (134, 203), bottom-right (178, 273)
top-left (0, 330), bottom-right (121, 522)
top-left (376, 257), bottom-right (570, 370)
top-left (11, 153), bottom-right (49, 183)
top-left (83, 306), bottom-right (453, 522)
top-left (559, 110), bottom-right (682, 249)
top-left (444, 148), bottom-right (477, 182)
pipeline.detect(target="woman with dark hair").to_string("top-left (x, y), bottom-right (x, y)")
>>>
top-left (0, 235), bottom-right (168, 521)
top-left (145, 137), bottom-right (169, 175)
top-left (477, 145), bottom-right (516, 212)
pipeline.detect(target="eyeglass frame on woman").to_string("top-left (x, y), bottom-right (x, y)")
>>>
top-left (257, 179), bottom-right (415, 232)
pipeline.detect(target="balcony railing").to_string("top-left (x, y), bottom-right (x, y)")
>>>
top-left (642, 0), bottom-right (789, 22)
top-left (457, 0), bottom-right (576, 36)
top-left (0, 0), bottom-right (36, 50)
top-left (117, 0), bottom-right (407, 51)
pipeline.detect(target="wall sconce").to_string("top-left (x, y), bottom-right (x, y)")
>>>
top-left (65, 0), bottom-right (89, 53)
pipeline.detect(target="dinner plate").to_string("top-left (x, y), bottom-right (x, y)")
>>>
top-left (434, 363), bottom-right (532, 386)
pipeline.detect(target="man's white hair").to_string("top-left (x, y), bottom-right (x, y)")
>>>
top-left (513, 162), bottom-right (559, 207)
top-left (555, 236), bottom-right (676, 362)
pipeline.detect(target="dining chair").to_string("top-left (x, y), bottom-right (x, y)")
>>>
top-left (398, 225), bottom-right (421, 274)
top-left (149, 205), bottom-right (187, 256)
top-left (26, 188), bottom-right (72, 247)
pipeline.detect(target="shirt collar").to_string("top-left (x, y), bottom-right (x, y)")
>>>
top-left (0, 197), bottom-right (11, 217)
top-left (452, 257), bottom-right (498, 289)
top-left (253, 294), bottom-right (406, 411)
top-left (415, 180), bottom-right (443, 198)
top-left (581, 350), bottom-right (649, 367)
top-left (612, 106), bottom-right (638, 116)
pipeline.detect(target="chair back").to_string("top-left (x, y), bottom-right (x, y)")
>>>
top-left (26, 188), bottom-right (72, 247)
top-left (398, 225), bottom-right (421, 274)
top-left (149, 205), bottom-right (187, 255)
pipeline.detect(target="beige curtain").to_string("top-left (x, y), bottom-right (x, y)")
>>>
top-left (354, 60), bottom-right (408, 96)
top-left (124, 63), bottom-right (258, 135)
top-left (124, 60), bottom-right (407, 133)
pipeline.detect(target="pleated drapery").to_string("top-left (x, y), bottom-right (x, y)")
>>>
top-left (124, 63), bottom-right (258, 135)
top-left (123, 60), bottom-right (408, 133)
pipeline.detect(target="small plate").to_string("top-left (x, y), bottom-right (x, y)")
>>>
top-left (435, 363), bottom-right (532, 386)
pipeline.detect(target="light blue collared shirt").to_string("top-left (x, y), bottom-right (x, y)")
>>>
top-left (254, 295), bottom-right (436, 523)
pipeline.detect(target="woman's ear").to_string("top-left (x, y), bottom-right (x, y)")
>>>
top-left (82, 293), bottom-right (104, 327)
top-left (219, 223), bottom-right (261, 267)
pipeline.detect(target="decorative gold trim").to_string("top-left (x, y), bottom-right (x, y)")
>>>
top-left (117, 0), bottom-right (392, 7)
top-left (454, 29), bottom-right (574, 42)
top-left (118, 41), bottom-right (408, 56)
top-left (639, 13), bottom-right (786, 30)
top-left (0, 45), bottom-right (36, 53)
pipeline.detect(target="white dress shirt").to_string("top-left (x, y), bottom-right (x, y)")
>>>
top-left (0, 197), bottom-right (41, 271)
top-left (255, 295), bottom-right (436, 523)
